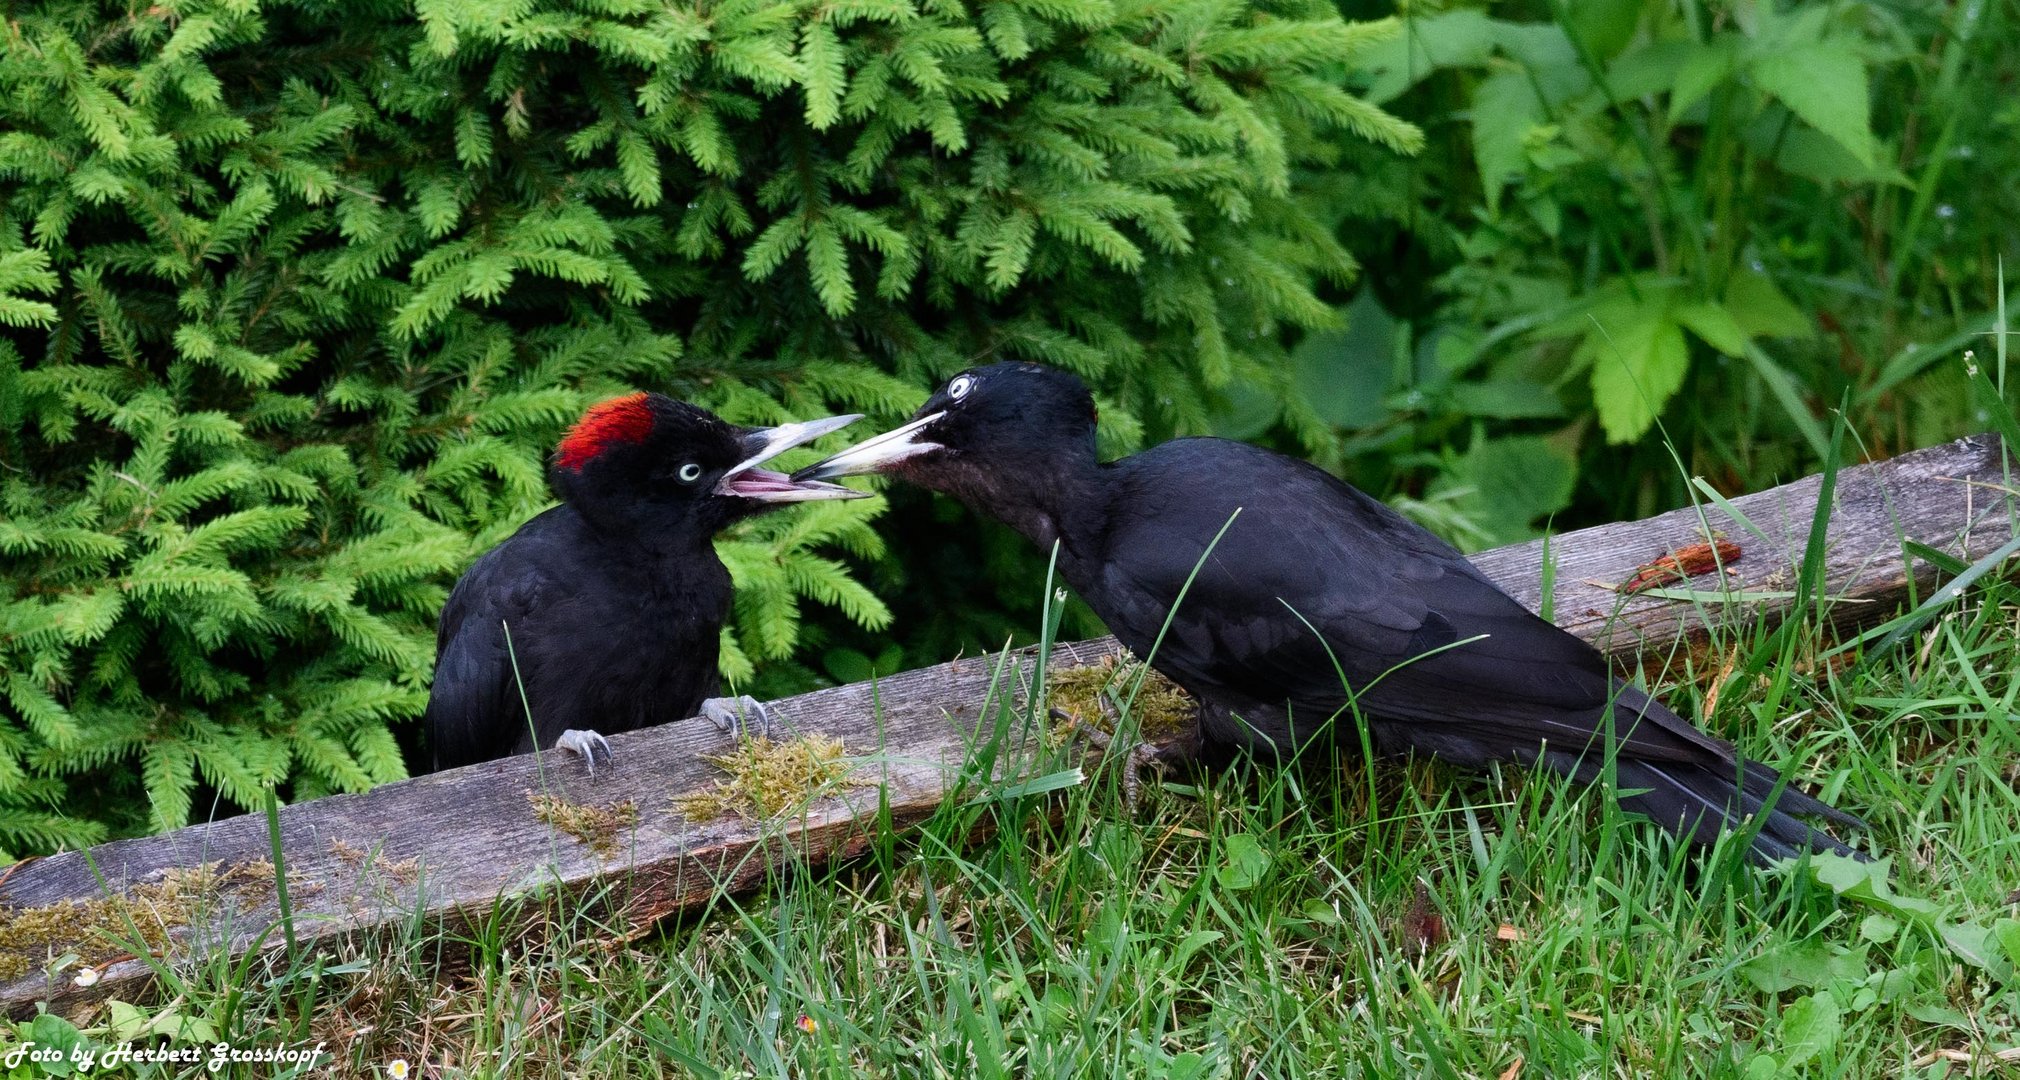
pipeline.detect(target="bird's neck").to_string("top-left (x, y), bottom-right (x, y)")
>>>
top-left (958, 454), bottom-right (1108, 561)
top-left (571, 499), bottom-right (716, 561)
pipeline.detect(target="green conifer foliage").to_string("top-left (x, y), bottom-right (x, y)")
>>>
top-left (0, 0), bottom-right (1413, 851)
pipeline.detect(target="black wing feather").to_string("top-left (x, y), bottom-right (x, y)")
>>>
top-left (423, 520), bottom-right (554, 770)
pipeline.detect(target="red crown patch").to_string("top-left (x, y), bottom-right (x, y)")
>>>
top-left (556, 392), bottom-right (655, 471)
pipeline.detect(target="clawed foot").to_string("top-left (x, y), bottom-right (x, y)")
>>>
top-left (1049, 705), bottom-right (1175, 811)
top-left (701, 695), bottom-right (773, 741)
top-left (555, 728), bottom-right (614, 776)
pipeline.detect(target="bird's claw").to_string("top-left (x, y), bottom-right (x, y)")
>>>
top-left (555, 728), bottom-right (614, 776)
top-left (1049, 705), bottom-right (1167, 812)
top-left (702, 695), bottom-right (773, 741)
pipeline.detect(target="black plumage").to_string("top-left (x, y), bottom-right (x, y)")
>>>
top-left (425, 393), bottom-right (862, 772)
top-left (799, 362), bottom-right (1862, 862)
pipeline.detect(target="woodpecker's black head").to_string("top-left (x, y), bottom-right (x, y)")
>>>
top-left (792, 363), bottom-right (1099, 501)
top-left (551, 392), bottom-right (864, 536)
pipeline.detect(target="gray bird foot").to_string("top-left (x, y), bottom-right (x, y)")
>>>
top-left (555, 728), bottom-right (614, 776)
top-left (701, 695), bottom-right (773, 741)
top-left (1050, 705), bottom-right (1172, 812)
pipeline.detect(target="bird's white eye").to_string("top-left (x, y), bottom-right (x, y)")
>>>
top-left (677, 462), bottom-right (703, 483)
top-left (948, 375), bottom-right (975, 401)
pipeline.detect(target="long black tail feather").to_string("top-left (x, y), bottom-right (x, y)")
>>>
top-left (1371, 686), bottom-right (1867, 864)
top-left (1580, 756), bottom-right (1865, 864)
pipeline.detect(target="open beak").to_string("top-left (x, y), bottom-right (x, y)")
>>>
top-left (718, 414), bottom-right (870, 503)
top-left (791, 411), bottom-right (946, 482)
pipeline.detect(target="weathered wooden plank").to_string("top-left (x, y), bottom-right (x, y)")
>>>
top-left (0, 638), bottom-right (1119, 1018)
top-left (1, 433), bottom-right (2012, 1018)
top-left (1471, 433), bottom-right (2014, 661)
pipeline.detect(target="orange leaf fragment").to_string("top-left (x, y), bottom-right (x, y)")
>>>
top-left (1620, 540), bottom-right (1742, 594)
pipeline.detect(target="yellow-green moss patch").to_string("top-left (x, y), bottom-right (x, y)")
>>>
top-left (328, 838), bottom-right (420, 885)
top-left (1048, 652), bottom-right (1194, 742)
top-left (675, 735), bottom-right (862, 822)
top-left (526, 793), bottom-right (639, 858)
top-left (0, 860), bottom-right (275, 984)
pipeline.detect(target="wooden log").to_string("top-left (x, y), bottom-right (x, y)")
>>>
top-left (1, 433), bottom-right (2012, 1017)
top-left (1471, 433), bottom-right (2015, 662)
top-left (0, 637), bottom-right (1122, 1020)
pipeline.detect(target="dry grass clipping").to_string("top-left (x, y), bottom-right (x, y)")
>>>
top-left (675, 735), bottom-right (860, 822)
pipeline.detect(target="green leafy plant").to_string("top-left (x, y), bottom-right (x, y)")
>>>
top-left (1364, 1), bottom-right (1896, 441)
top-left (1303, 0), bottom-right (2012, 549)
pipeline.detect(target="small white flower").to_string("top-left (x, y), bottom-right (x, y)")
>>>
top-left (71, 967), bottom-right (99, 988)
top-left (385, 1060), bottom-right (411, 1080)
